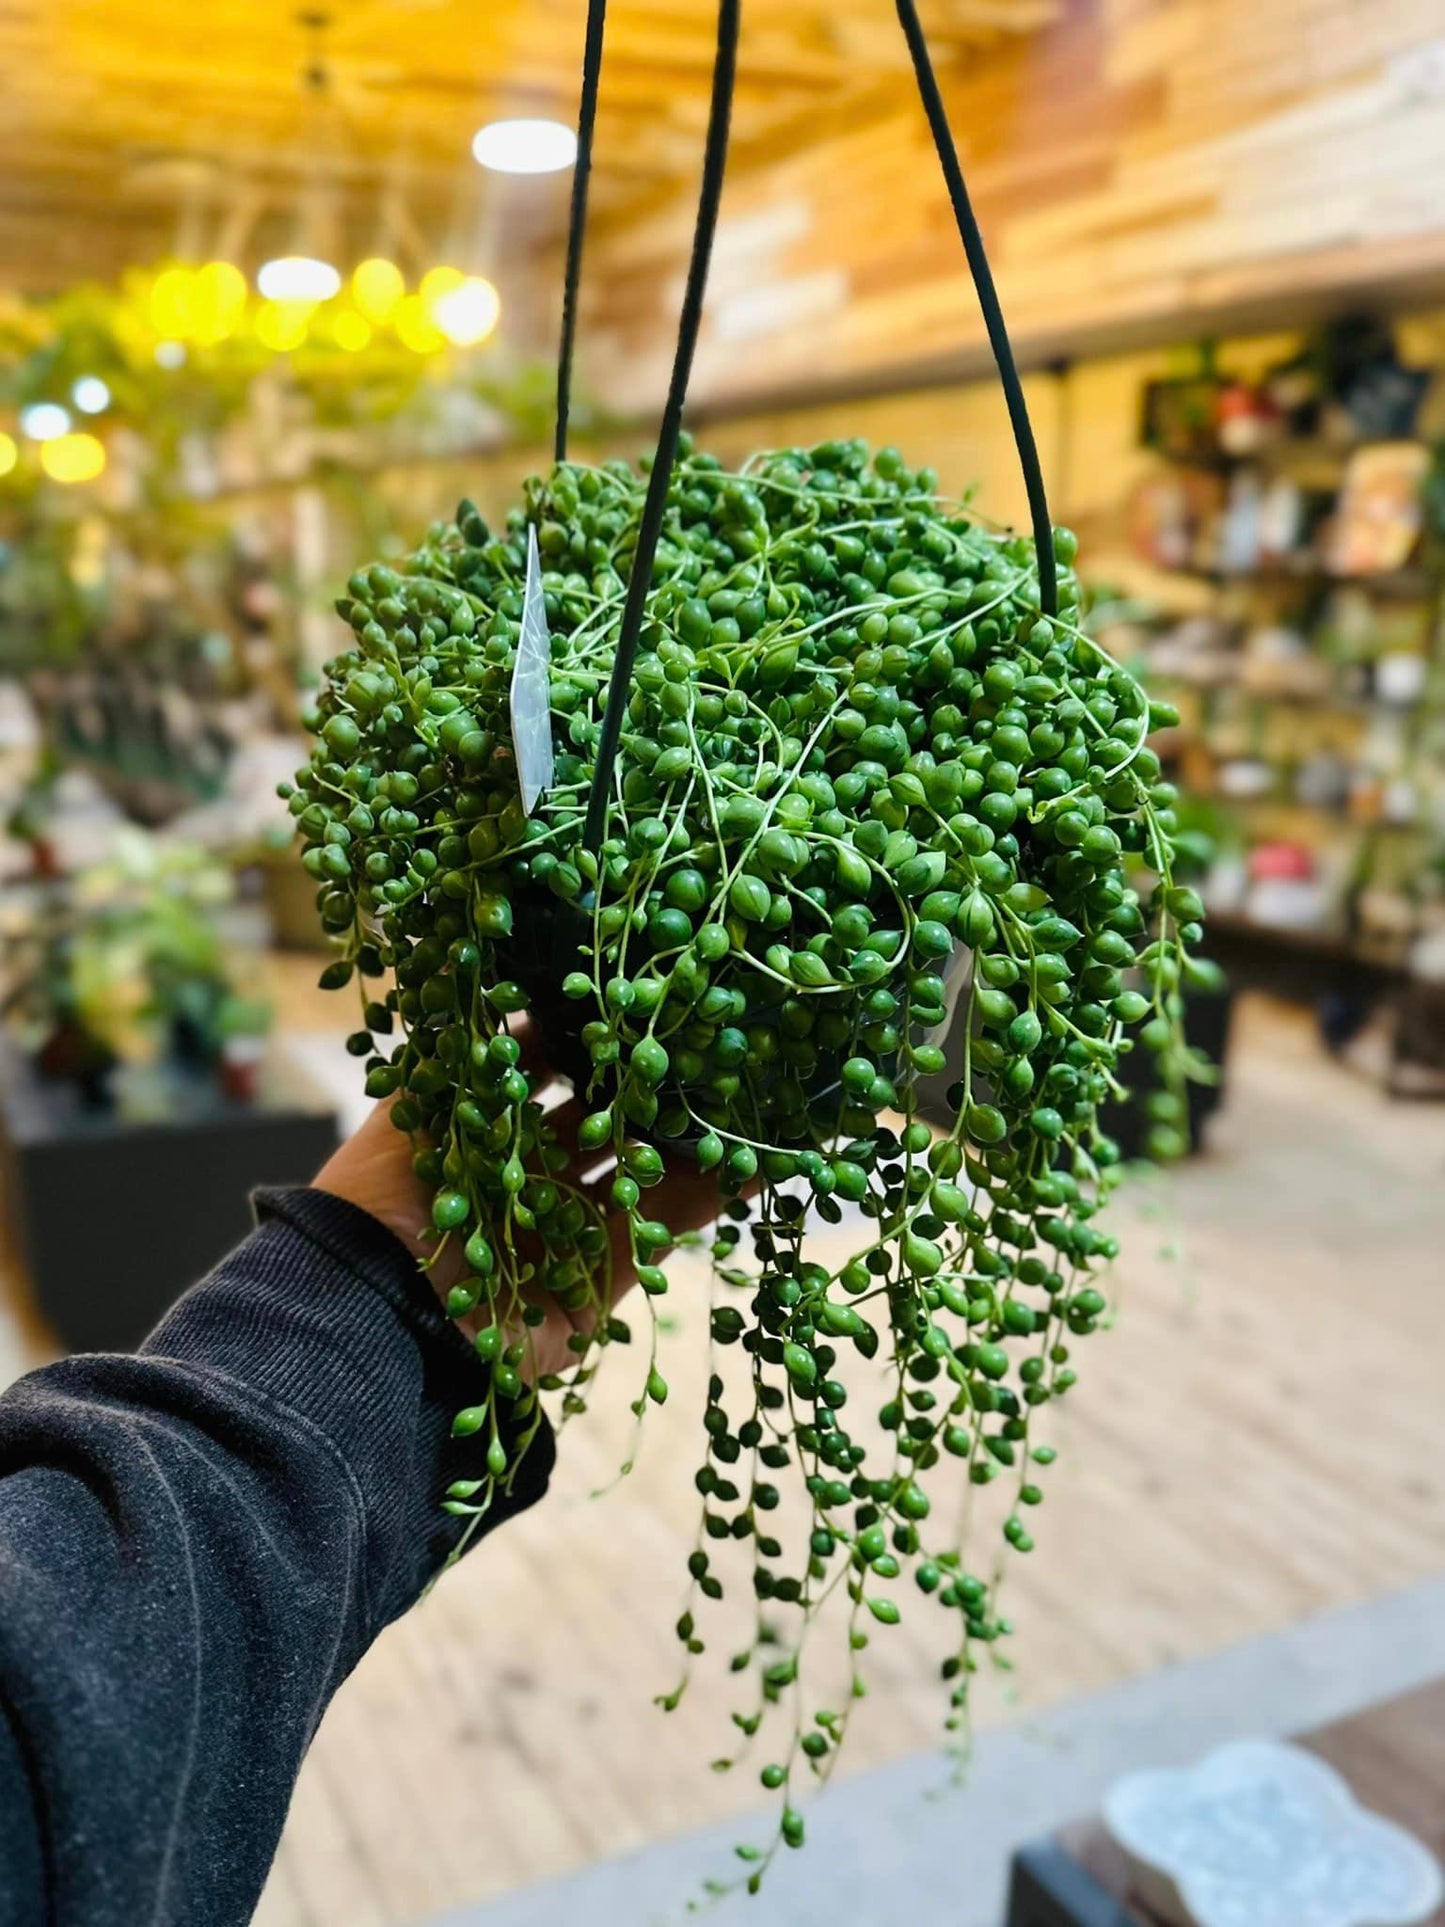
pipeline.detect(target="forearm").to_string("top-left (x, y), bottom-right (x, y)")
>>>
top-left (0, 1187), bottom-right (553, 1926)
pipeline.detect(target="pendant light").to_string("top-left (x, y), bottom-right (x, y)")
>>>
top-left (256, 11), bottom-right (343, 303)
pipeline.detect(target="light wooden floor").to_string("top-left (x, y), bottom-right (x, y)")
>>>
top-left (238, 990), bottom-right (1445, 1927)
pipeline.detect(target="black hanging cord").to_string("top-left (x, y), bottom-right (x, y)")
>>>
top-left (895, 0), bottom-right (1057, 618)
top-left (582, 0), bottom-right (740, 852)
top-left (554, 0), bottom-right (608, 463)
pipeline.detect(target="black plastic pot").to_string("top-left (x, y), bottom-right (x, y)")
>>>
top-left (496, 891), bottom-right (597, 1101)
top-left (497, 888), bottom-right (859, 1158)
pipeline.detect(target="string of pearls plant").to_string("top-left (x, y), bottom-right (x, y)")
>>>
top-left (291, 436), bottom-right (1212, 1880)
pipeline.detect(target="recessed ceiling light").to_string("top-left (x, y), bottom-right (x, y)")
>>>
top-left (257, 255), bottom-right (341, 302)
top-left (20, 402), bottom-right (71, 442)
top-left (471, 118), bottom-right (577, 175)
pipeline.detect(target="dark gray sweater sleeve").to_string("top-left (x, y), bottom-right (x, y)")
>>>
top-left (0, 1185), bottom-right (554, 1925)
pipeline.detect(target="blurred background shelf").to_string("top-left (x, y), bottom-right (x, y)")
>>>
top-left (0, 1033), bottom-right (338, 1352)
top-left (1165, 562), bottom-right (1432, 596)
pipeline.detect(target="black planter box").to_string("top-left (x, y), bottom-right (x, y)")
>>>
top-left (0, 1039), bottom-right (340, 1353)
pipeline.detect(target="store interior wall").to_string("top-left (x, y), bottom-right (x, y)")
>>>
top-left (696, 312), bottom-right (1445, 579)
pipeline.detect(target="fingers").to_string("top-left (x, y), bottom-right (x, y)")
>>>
top-left (651, 1160), bottom-right (726, 1239)
top-left (536, 1089), bottom-right (593, 1170)
top-left (512, 1016), bottom-right (547, 1080)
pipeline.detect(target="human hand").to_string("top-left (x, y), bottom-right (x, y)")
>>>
top-left (313, 1026), bottom-right (724, 1381)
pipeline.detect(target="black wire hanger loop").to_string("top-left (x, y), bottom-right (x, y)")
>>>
top-left (557, 0), bottom-right (1056, 854)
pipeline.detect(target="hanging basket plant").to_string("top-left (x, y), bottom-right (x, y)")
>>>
top-left (290, 0), bottom-right (1210, 1879)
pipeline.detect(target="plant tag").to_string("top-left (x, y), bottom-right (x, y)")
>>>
top-left (510, 523), bottom-right (555, 815)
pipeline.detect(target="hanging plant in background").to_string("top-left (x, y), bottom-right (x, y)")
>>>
top-left (0, 259), bottom-right (567, 506)
top-left (289, 0), bottom-right (1212, 1884)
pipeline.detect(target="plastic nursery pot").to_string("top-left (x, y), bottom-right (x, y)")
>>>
top-left (493, 890), bottom-right (598, 1102)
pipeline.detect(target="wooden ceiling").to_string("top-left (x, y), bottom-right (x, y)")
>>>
top-left (0, 0), bottom-right (1053, 294)
top-left (16, 0), bottom-right (1434, 417)
top-left (581, 0), bottom-right (1445, 415)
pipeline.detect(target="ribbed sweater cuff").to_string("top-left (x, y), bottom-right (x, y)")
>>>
top-left (141, 1185), bottom-right (554, 1627)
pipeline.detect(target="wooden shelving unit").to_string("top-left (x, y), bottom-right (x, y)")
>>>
top-left (1121, 431), bottom-right (1445, 1007)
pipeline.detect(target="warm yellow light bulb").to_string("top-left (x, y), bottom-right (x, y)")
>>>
top-left (254, 300), bottom-right (311, 353)
top-left (149, 266), bottom-right (197, 339)
top-left (0, 432), bottom-right (17, 478)
top-left (352, 257), bottom-right (405, 323)
top-left (432, 275), bottom-right (501, 347)
top-left (392, 293), bottom-right (444, 354)
top-left (191, 261), bottom-right (248, 344)
top-left (40, 432), bottom-right (106, 484)
top-left (332, 311), bottom-right (372, 352)
top-left (420, 264), bottom-right (466, 314)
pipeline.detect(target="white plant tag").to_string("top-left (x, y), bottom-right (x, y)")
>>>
top-left (510, 523), bottom-right (555, 815)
